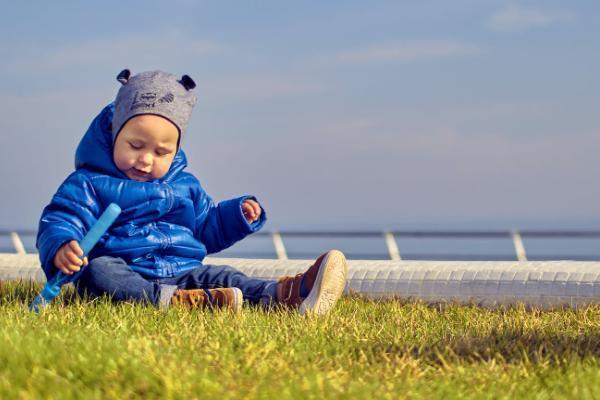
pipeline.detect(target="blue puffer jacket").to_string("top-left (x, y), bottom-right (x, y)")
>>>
top-left (36, 103), bottom-right (266, 280)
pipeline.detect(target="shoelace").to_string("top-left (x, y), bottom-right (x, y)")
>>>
top-left (204, 289), bottom-right (214, 306)
top-left (282, 273), bottom-right (304, 303)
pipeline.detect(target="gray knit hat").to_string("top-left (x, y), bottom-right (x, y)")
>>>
top-left (111, 69), bottom-right (197, 144)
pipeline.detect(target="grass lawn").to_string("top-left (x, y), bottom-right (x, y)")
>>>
top-left (0, 281), bottom-right (598, 399)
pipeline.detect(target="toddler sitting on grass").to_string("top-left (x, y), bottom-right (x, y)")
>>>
top-left (36, 69), bottom-right (347, 315)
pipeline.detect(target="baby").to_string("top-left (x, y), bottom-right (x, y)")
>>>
top-left (36, 69), bottom-right (348, 315)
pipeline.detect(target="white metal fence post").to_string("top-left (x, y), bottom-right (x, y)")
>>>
top-left (512, 231), bottom-right (528, 261)
top-left (10, 231), bottom-right (26, 255)
top-left (384, 231), bottom-right (401, 261)
top-left (272, 231), bottom-right (288, 260)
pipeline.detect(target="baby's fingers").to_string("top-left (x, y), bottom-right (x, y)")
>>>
top-left (68, 240), bottom-right (84, 257)
top-left (251, 201), bottom-right (261, 217)
top-left (65, 249), bottom-right (83, 268)
top-left (56, 251), bottom-right (82, 274)
top-left (54, 254), bottom-right (67, 273)
top-left (241, 203), bottom-right (252, 215)
top-left (55, 253), bottom-right (74, 275)
top-left (60, 264), bottom-right (80, 274)
top-left (242, 204), bottom-right (257, 222)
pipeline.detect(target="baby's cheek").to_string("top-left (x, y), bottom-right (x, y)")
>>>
top-left (153, 159), bottom-right (173, 179)
top-left (113, 149), bottom-right (132, 168)
top-left (113, 157), bottom-right (126, 172)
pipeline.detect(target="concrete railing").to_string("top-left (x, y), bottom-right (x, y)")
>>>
top-left (1, 254), bottom-right (598, 309)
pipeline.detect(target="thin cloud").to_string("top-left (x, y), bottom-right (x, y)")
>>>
top-left (2, 31), bottom-right (221, 73)
top-left (46, 32), bottom-right (220, 68)
top-left (200, 75), bottom-right (326, 102)
top-left (333, 40), bottom-right (479, 64)
top-left (488, 5), bottom-right (575, 32)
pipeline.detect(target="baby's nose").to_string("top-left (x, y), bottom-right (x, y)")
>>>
top-left (138, 152), bottom-right (153, 165)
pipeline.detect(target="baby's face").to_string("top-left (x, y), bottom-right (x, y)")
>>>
top-left (113, 114), bottom-right (179, 182)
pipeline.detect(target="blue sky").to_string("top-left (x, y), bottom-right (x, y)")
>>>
top-left (1, 1), bottom-right (599, 230)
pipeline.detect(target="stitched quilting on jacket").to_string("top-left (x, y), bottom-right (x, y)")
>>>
top-left (36, 103), bottom-right (265, 280)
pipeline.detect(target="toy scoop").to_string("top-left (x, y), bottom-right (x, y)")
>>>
top-left (30, 203), bottom-right (121, 313)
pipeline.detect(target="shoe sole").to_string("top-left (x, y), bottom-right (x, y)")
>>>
top-left (231, 287), bottom-right (243, 313)
top-left (299, 250), bottom-right (348, 316)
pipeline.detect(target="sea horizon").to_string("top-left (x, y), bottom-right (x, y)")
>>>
top-left (4, 217), bottom-right (599, 261)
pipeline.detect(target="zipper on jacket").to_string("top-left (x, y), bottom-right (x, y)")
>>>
top-left (164, 184), bottom-right (174, 214)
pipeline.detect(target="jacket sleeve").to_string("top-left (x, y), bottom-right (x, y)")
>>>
top-left (36, 172), bottom-right (101, 280)
top-left (193, 183), bottom-right (266, 254)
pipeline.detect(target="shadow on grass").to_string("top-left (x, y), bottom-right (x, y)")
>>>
top-left (373, 329), bottom-right (600, 365)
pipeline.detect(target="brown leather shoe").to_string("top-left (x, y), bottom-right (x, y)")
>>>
top-left (171, 287), bottom-right (243, 312)
top-left (277, 249), bottom-right (348, 315)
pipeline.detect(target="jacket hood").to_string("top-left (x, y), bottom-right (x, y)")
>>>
top-left (74, 103), bottom-right (187, 182)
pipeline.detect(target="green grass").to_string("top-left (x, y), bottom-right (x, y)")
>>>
top-left (0, 281), bottom-right (598, 399)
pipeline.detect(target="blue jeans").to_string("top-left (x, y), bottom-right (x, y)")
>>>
top-left (75, 256), bottom-right (278, 308)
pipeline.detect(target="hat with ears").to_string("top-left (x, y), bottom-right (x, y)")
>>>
top-left (111, 69), bottom-right (197, 145)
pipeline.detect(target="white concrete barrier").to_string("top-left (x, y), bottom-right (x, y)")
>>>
top-left (1, 253), bottom-right (599, 308)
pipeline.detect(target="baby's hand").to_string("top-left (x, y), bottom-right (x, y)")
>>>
top-left (241, 199), bottom-right (262, 223)
top-left (53, 240), bottom-right (88, 275)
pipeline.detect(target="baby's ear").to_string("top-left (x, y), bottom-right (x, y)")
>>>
top-left (116, 69), bottom-right (131, 85)
top-left (179, 74), bottom-right (196, 90)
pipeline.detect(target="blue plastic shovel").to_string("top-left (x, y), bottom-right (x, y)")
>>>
top-left (30, 203), bottom-right (121, 313)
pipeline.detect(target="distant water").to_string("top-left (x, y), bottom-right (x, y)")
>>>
top-left (5, 231), bottom-right (600, 261)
